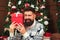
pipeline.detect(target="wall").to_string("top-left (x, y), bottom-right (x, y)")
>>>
top-left (46, 0), bottom-right (58, 33)
top-left (0, 0), bottom-right (8, 35)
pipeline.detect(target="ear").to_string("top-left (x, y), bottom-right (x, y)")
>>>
top-left (34, 14), bottom-right (36, 19)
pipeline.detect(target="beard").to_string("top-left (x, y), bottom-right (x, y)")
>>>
top-left (24, 19), bottom-right (34, 27)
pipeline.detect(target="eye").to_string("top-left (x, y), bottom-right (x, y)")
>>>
top-left (28, 15), bottom-right (31, 16)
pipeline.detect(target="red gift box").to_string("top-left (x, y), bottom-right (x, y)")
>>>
top-left (11, 13), bottom-right (24, 25)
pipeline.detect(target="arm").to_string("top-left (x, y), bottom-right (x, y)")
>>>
top-left (9, 22), bottom-right (17, 37)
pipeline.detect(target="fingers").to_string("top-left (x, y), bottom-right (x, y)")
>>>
top-left (16, 23), bottom-right (24, 31)
top-left (11, 21), bottom-right (15, 24)
top-left (16, 23), bottom-right (23, 28)
top-left (16, 24), bottom-right (21, 30)
top-left (11, 21), bottom-right (17, 25)
top-left (10, 22), bottom-right (16, 29)
top-left (10, 22), bottom-right (24, 31)
top-left (19, 23), bottom-right (24, 27)
top-left (16, 27), bottom-right (21, 31)
top-left (15, 23), bottom-right (26, 34)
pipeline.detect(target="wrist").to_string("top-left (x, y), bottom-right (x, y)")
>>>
top-left (9, 28), bottom-right (14, 33)
top-left (22, 30), bottom-right (26, 35)
top-left (22, 32), bottom-right (29, 38)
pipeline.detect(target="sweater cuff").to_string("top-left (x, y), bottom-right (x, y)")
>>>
top-left (23, 32), bottom-right (29, 38)
top-left (10, 32), bottom-right (14, 37)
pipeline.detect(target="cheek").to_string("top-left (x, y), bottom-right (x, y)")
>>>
top-left (30, 16), bottom-right (35, 20)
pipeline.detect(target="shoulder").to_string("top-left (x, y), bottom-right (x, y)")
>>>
top-left (36, 21), bottom-right (43, 26)
top-left (35, 21), bottom-right (44, 28)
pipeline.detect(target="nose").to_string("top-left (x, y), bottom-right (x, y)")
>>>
top-left (26, 16), bottom-right (29, 19)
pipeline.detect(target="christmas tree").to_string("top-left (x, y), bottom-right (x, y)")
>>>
top-left (3, 0), bottom-right (49, 36)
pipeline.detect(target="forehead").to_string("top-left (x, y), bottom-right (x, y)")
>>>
top-left (24, 11), bottom-right (34, 15)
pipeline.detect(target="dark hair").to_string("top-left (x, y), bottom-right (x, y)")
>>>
top-left (24, 7), bottom-right (35, 13)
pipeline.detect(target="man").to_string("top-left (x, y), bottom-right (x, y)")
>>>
top-left (9, 7), bottom-right (45, 40)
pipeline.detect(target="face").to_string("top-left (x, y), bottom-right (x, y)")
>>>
top-left (24, 11), bottom-right (36, 27)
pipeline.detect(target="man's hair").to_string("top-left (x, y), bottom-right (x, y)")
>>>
top-left (24, 7), bottom-right (35, 13)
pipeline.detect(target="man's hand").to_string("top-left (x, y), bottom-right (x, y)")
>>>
top-left (9, 22), bottom-right (26, 35)
top-left (4, 28), bottom-right (9, 31)
top-left (9, 22), bottom-right (16, 33)
top-left (16, 23), bottom-right (26, 35)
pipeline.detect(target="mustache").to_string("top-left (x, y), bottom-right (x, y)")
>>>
top-left (24, 19), bottom-right (31, 22)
